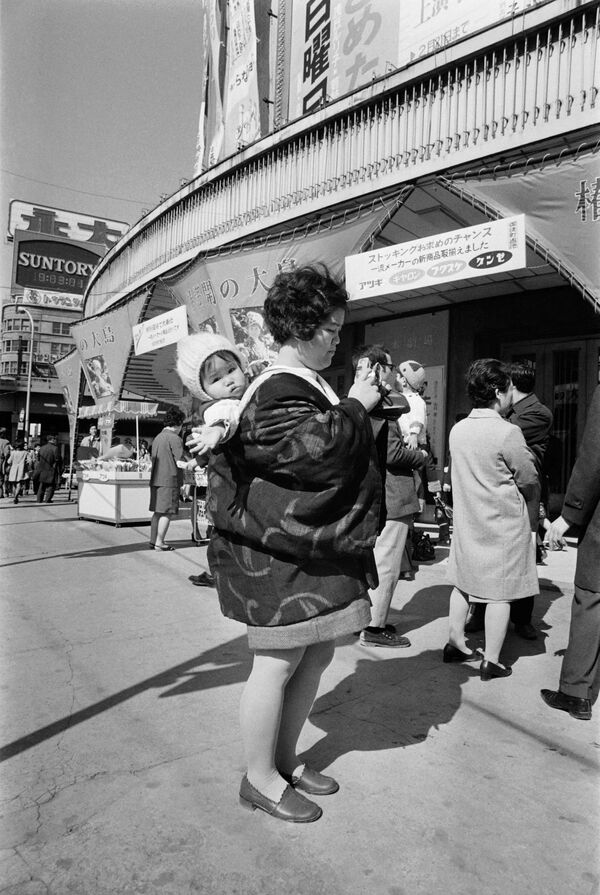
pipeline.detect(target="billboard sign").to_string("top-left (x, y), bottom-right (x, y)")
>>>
top-left (12, 230), bottom-right (103, 297)
top-left (345, 215), bottom-right (527, 300)
top-left (8, 200), bottom-right (129, 248)
top-left (287, 0), bottom-right (548, 119)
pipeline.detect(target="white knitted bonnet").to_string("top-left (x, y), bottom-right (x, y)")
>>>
top-left (176, 332), bottom-right (247, 400)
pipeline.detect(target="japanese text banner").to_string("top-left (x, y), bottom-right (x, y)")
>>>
top-left (345, 215), bottom-right (527, 300)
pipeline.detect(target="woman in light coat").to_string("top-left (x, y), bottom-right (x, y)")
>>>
top-left (444, 359), bottom-right (539, 680)
top-left (7, 438), bottom-right (30, 504)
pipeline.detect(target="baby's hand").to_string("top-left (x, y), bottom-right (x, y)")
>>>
top-left (186, 425), bottom-right (226, 456)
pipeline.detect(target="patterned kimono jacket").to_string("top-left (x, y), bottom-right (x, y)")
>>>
top-left (207, 370), bottom-right (382, 627)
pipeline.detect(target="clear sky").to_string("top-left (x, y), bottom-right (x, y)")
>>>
top-left (0, 0), bottom-right (205, 305)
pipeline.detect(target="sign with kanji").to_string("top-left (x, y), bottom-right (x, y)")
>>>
top-left (132, 305), bottom-right (189, 356)
top-left (8, 201), bottom-right (129, 248)
top-left (345, 215), bottom-right (527, 300)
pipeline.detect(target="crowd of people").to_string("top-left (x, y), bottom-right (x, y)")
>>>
top-left (4, 265), bottom-right (598, 825)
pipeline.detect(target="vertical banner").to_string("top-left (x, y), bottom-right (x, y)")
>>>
top-left (71, 291), bottom-right (149, 409)
top-left (53, 351), bottom-right (83, 470)
top-left (193, 1), bottom-right (211, 177)
top-left (222, 0), bottom-right (261, 156)
top-left (204, 0), bottom-right (225, 169)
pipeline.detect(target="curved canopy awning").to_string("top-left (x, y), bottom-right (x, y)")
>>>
top-left (78, 400), bottom-right (159, 420)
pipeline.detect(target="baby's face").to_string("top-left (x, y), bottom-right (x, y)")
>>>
top-left (201, 355), bottom-right (247, 400)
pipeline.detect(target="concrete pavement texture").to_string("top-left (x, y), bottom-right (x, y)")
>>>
top-left (1, 492), bottom-right (598, 895)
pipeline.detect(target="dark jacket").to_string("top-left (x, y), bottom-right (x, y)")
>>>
top-left (37, 441), bottom-right (60, 484)
top-left (150, 428), bottom-right (184, 488)
top-left (506, 392), bottom-right (553, 473)
top-left (207, 371), bottom-right (382, 627)
top-left (561, 385), bottom-right (600, 592)
top-left (507, 392), bottom-right (552, 528)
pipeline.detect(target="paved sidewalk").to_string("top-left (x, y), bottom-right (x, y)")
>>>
top-left (1, 494), bottom-right (598, 895)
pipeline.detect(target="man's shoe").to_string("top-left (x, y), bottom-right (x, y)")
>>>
top-left (480, 660), bottom-right (512, 681)
top-left (540, 689), bottom-right (592, 720)
top-left (189, 571), bottom-right (215, 587)
top-left (514, 623), bottom-right (538, 640)
top-left (282, 766), bottom-right (339, 795)
top-left (360, 627), bottom-right (411, 648)
top-left (239, 776), bottom-right (322, 823)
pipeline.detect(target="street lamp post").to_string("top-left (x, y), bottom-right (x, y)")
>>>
top-left (16, 306), bottom-right (34, 443)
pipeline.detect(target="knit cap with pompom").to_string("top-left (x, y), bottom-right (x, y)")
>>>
top-left (399, 360), bottom-right (426, 391)
top-left (176, 332), bottom-right (247, 401)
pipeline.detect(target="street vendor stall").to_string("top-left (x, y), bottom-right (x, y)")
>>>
top-left (76, 400), bottom-right (158, 526)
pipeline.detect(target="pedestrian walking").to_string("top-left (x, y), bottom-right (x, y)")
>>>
top-left (6, 439), bottom-right (30, 503)
top-left (148, 407), bottom-right (187, 551)
top-left (36, 434), bottom-right (60, 504)
top-left (541, 384), bottom-right (600, 721)
top-left (444, 359), bottom-right (539, 678)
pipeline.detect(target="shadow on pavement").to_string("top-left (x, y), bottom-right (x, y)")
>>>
top-left (0, 636), bottom-right (251, 763)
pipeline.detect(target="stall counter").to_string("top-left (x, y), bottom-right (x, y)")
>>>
top-left (77, 470), bottom-right (152, 526)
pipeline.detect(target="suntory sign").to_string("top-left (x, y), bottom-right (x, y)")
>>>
top-left (12, 230), bottom-right (103, 297)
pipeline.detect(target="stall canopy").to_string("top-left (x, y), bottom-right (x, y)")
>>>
top-left (78, 400), bottom-right (159, 420)
top-left (442, 147), bottom-right (600, 311)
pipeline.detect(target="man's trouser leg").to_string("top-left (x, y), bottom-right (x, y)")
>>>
top-left (560, 584), bottom-right (600, 700)
top-left (368, 517), bottom-right (411, 628)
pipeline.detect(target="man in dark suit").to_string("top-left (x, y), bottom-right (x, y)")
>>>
top-left (465, 362), bottom-right (551, 639)
top-left (506, 362), bottom-right (553, 636)
top-left (541, 385), bottom-right (600, 721)
top-left (36, 434), bottom-right (60, 504)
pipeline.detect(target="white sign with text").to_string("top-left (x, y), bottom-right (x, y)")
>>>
top-left (346, 215), bottom-right (527, 300)
top-left (132, 305), bottom-right (188, 356)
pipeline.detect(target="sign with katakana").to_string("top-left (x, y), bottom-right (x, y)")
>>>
top-left (345, 215), bottom-right (526, 300)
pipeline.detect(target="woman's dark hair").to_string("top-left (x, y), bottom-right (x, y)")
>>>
top-left (466, 358), bottom-right (511, 407)
top-left (263, 264), bottom-right (348, 344)
top-left (352, 343), bottom-right (390, 370)
top-left (15, 438), bottom-right (25, 450)
top-left (165, 406), bottom-right (185, 427)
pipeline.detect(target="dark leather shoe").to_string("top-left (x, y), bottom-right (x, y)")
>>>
top-left (189, 572), bottom-right (215, 587)
top-left (239, 776), bottom-right (322, 823)
top-left (442, 643), bottom-right (482, 663)
top-left (480, 660), bottom-right (512, 681)
top-left (282, 766), bottom-right (339, 795)
top-left (514, 623), bottom-right (538, 640)
top-left (540, 689), bottom-right (592, 720)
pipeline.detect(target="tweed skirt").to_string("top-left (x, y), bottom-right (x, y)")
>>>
top-left (247, 596), bottom-right (371, 650)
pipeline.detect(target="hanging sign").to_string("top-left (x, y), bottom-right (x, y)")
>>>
top-left (345, 215), bottom-right (527, 300)
top-left (132, 304), bottom-right (188, 356)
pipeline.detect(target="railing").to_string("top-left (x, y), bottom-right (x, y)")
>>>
top-left (86, 2), bottom-right (600, 316)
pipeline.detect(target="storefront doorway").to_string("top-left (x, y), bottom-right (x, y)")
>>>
top-left (502, 336), bottom-right (600, 514)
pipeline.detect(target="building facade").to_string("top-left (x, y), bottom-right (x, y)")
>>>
top-left (70, 0), bottom-right (599, 513)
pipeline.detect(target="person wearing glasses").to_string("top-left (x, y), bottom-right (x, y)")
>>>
top-left (354, 345), bottom-right (428, 649)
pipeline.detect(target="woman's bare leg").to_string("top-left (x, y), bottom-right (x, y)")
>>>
top-left (275, 640), bottom-right (335, 776)
top-left (239, 646), bottom-right (305, 801)
top-left (483, 602), bottom-right (510, 665)
top-left (448, 587), bottom-right (472, 652)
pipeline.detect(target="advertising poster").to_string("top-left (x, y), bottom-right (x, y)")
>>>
top-left (346, 215), bottom-right (526, 301)
top-left (71, 290), bottom-right (149, 410)
top-left (287, 0), bottom-right (547, 119)
top-left (167, 203), bottom-right (393, 370)
top-left (222, 0), bottom-right (261, 155)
